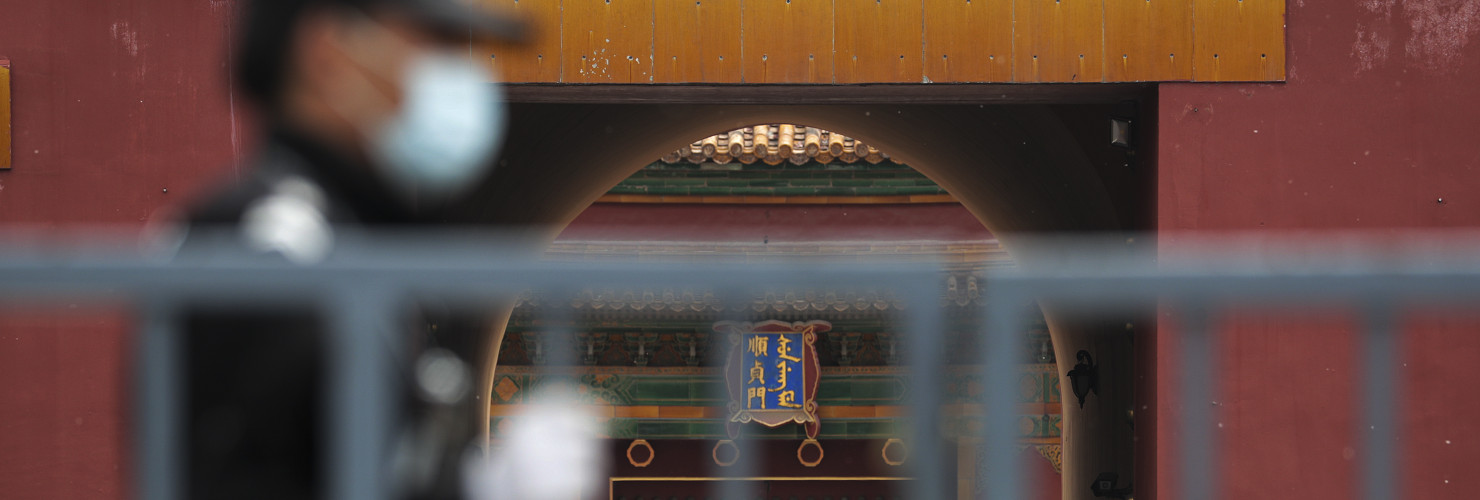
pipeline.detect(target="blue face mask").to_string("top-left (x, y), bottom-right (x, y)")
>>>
top-left (367, 51), bottom-right (506, 205)
top-left (369, 51), bottom-right (507, 204)
top-left (329, 12), bottom-right (508, 205)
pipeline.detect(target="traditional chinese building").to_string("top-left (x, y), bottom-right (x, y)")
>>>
top-left (489, 127), bottom-right (1063, 498)
top-left (5, 1), bottom-right (1480, 499)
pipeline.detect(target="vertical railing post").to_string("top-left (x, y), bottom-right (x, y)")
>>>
top-left (1179, 304), bottom-right (1217, 500)
top-left (709, 286), bottom-right (759, 500)
top-left (136, 299), bottom-right (181, 500)
top-left (905, 277), bottom-right (949, 500)
top-left (326, 286), bottom-right (398, 500)
top-left (539, 287), bottom-right (579, 375)
top-left (1361, 304), bottom-right (1399, 500)
top-left (980, 283), bottom-right (1026, 500)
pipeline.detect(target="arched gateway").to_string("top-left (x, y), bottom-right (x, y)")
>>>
top-left (455, 2), bottom-right (1285, 498)
top-left (463, 105), bottom-right (1153, 499)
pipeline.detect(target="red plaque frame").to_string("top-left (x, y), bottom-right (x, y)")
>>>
top-left (717, 320), bottom-right (828, 439)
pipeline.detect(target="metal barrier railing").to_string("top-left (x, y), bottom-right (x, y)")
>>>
top-left (0, 232), bottom-right (1433, 500)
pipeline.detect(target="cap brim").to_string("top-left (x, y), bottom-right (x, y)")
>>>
top-left (398, 0), bottom-right (528, 42)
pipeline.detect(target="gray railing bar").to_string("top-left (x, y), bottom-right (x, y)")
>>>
top-left (980, 284), bottom-right (1027, 500)
top-left (538, 287), bottom-right (579, 371)
top-left (1362, 304), bottom-right (1399, 500)
top-left (1179, 304), bottom-right (1216, 500)
top-left (326, 287), bottom-right (398, 500)
top-left (16, 259), bottom-right (1480, 309)
top-left (0, 257), bottom-right (941, 298)
top-left (981, 272), bottom-right (1480, 308)
top-left (13, 234), bottom-right (1480, 499)
top-left (904, 278), bottom-right (948, 500)
top-left (709, 287), bottom-right (759, 500)
top-left (136, 299), bottom-right (181, 500)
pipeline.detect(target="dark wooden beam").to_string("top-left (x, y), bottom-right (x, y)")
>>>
top-left (502, 83), bottom-right (1155, 105)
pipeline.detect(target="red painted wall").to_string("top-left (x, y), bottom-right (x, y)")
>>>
top-left (0, 1), bottom-right (242, 498)
top-left (5, 0), bottom-right (1480, 497)
top-left (1156, 0), bottom-right (1480, 498)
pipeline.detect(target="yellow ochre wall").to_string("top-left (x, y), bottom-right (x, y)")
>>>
top-left (478, 0), bottom-right (1284, 84)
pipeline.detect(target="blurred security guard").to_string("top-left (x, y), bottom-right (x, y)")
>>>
top-left (176, 0), bottom-right (522, 499)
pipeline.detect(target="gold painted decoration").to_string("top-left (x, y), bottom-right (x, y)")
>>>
top-left (1, 58), bottom-right (10, 170)
top-left (1036, 444), bottom-right (1063, 474)
top-left (626, 439), bottom-right (655, 468)
top-left (797, 438), bottom-right (825, 468)
top-left (712, 440), bottom-right (740, 467)
top-left (881, 438), bottom-right (907, 467)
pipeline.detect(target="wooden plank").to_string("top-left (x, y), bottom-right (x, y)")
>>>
top-left (741, 0), bottom-right (834, 83)
top-left (476, 0), bottom-right (1281, 84)
top-left (502, 82), bottom-right (1154, 103)
top-left (561, 0), bottom-right (656, 83)
top-left (654, 0), bottom-right (743, 82)
top-left (1104, 0), bottom-right (1193, 81)
top-left (0, 59), bottom-right (8, 170)
top-left (924, 0), bottom-right (1014, 83)
top-left (478, 0), bottom-right (562, 82)
top-left (1011, 0), bottom-right (1105, 82)
top-left (1193, 0), bottom-right (1285, 81)
top-left (834, 0), bottom-right (924, 83)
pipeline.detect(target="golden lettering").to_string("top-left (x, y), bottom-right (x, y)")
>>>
top-left (748, 335), bottom-right (769, 357)
top-left (769, 359), bottom-right (793, 392)
top-left (747, 386), bottom-right (766, 409)
top-left (748, 360), bottom-right (765, 385)
top-left (776, 390), bottom-right (801, 409)
top-left (777, 335), bottom-right (801, 362)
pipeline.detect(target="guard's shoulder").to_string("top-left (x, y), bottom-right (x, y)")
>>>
top-left (175, 165), bottom-right (337, 264)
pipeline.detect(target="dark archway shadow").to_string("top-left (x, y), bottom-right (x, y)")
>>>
top-left (449, 102), bottom-right (1154, 500)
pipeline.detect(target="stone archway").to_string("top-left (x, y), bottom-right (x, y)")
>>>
top-left (453, 100), bottom-right (1151, 500)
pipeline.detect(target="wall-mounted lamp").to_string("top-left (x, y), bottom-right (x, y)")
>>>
top-left (1110, 100), bottom-right (1137, 150)
top-left (1110, 117), bottom-right (1133, 148)
top-left (1090, 472), bottom-right (1133, 499)
top-left (1066, 350), bottom-right (1099, 408)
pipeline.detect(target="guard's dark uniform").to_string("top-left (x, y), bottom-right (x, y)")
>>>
top-left (178, 126), bottom-right (483, 500)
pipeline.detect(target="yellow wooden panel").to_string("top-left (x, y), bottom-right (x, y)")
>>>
top-left (654, 0), bottom-right (743, 82)
top-left (476, 0), bottom-right (1282, 83)
top-left (0, 60), bottom-right (9, 170)
top-left (834, 0), bottom-right (923, 83)
top-left (924, 0), bottom-right (1013, 83)
top-left (561, 0), bottom-right (656, 83)
top-left (741, 0), bottom-right (834, 83)
top-left (1193, 0), bottom-right (1285, 81)
top-left (1104, 0), bottom-right (1192, 81)
top-left (1012, 0), bottom-right (1105, 82)
top-left (478, 0), bottom-right (562, 82)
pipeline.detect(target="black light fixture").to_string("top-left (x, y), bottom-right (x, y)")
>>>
top-left (1110, 100), bottom-right (1138, 149)
top-left (1110, 117), bottom-right (1133, 148)
top-left (1066, 350), bottom-right (1099, 409)
top-left (1090, 472), bottom-right (1133, 499)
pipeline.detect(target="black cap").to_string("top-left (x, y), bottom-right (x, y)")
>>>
top-left (372, 0), bottom-right (527, 42)
top-left (235, 0), bottom-right (525, 108)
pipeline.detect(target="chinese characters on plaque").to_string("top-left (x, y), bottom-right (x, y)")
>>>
top-left (719, 320), bottom-right (827, 440)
